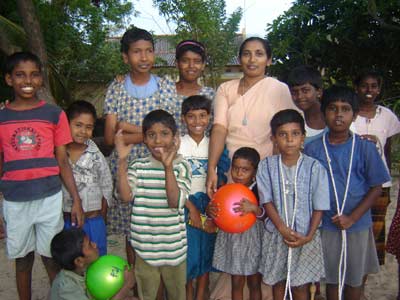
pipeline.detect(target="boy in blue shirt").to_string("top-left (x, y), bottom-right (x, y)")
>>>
top-left (304, 86), bottom-right (390, 300)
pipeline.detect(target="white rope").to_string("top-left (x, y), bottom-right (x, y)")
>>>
top-left (322, 133), bottom-right (355, 300)
top-left (279, 155), bottom-right (301, 300)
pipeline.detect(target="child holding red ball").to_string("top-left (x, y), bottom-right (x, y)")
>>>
top-left (208, 147), bottom-right (263, 300)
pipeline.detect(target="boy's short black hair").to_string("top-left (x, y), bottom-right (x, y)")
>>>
top-left (270, 109), bottom-right (305, 136)
top-left (142, 109), bottom-right (177, 135)
top-left (176, 40), bottom-right (206, 62)
top-left (66, 100), bottom-right (97, 122)
top-left (287, 65), bottom-right (323, 89)
top-left (232, 147), bottom-right (260, 170)
top-left (353, 70), bottom-right (383, 88)
top-left (181, 95), bottom-right (212, 115)
top-left (320, 85), bottom-right (359, 115)
top-left (120, 27), bottom-right (154, 53)
top-left (4, 51), bottom-right (42, 75)
top-left (51, 229), bottom-right (85, 271)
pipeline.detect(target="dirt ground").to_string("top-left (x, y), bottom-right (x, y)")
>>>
top-left (0, 181), bottom-right (399, 300)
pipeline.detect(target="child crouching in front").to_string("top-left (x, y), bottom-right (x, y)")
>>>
top-left (304, 86), bottom-right (390, 300)
top-left (50, 228), bottom-right (134, 300)
top-left (116, 109), bottom-right (191, 300)
top-left (209, 147), bottom-right (263, 300)
top-left (257, 109), bottom-right (329, 300)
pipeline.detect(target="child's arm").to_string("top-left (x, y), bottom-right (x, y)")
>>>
top-left (206, 201), bottom-right (219, 219)
top-left (111, 266), bottom-right (135, 300)
top-left (207, 124), bottom-right (228, 198)
top-left (233, 198), bottom-right (265, 219)
top-left (55, 145), bottom-right (84, 227)
top-left (0, 151), bottom-right (3, 176)
top-left (265, 202), bottom-right (296, 242)
top-left (160, 136), bottom-right (182, 208)
top-left (332, 185), bottom-right (382, 230)
top-left (285, 210), bottom-right (324, 248)
top-left (0, 217), bottom-right (5, 239)
top-left (117, 121), bottom-right (142, 134)
top-left (104, 114), bottom-right (118, 146)
top-left (384, 137), bottom-right (392, 168)
top-left (115, 130), bottom-right (134, 202)
top-left (101, 197), bottom-right (108, 220)
top-left (0, 153), bottom-right (4, 239)
top-left (186, 200), bottom-right (202, 228)
top-left (97, 151), bottom-right (113, 215)
top-left (117, 122), bottom-right (144, 145)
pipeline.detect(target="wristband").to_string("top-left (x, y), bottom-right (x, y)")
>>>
top-left (256, 206), bottom-right (265, 219)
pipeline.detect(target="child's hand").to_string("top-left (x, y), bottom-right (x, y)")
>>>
top-left (203, 218), bottom-right (218, 233)
top-left (206, 171), bottom-right (218, 198)
top-left (112, 265), bottom-right (135, 300)
top-left (233, 198), bottom-right (257, 215)
top-left (115, 129), bottom-right (133, 160)
top-left (332, 214), bottom-right (355, 230)
top-left (188, 206), bottom-right (202, 229)
top-left (0, 217), bottom-right (5, 239)
top-left (284, 231), bottom-right (311, 248)
top-left (117, 121), bottom-right (128, 131)
top-left (206, 201), bottom-right (220, 219)
top-left (71, 200), bottom-right (85, 228)
top-left (115, 74), bottom-right (125, 83)
top-left (0, 100), bottom-right (9, 110)
top-left (160, 136), bottom-right (180, 168)
top-left (278, 225), bottom-right (297, 243)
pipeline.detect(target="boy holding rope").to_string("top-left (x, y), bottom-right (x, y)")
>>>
top-left (304, 86), bottom-right (390, 300)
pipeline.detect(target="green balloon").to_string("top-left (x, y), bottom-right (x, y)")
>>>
top-left (86, 255), bottom-right (128, 300)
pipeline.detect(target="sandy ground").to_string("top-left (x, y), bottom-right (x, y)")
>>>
top-left (0, 181), bottom-right (399, 300)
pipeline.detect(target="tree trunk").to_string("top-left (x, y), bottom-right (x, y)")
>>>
top-left (16, 0), bottom-right (55, 104)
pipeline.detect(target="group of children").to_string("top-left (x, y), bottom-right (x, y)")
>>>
top-left (0, 25), bottom-right (399, 300)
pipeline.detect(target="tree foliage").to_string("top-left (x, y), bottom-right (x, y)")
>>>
top-left (0, 0), bottom-right (132, 104)
top-left (153, 0), bottom-right (242, 87)
top-left (267, 0), bottom-right (400, 104)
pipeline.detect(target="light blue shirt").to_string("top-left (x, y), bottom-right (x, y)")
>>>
top-left (124, 74), bottom-right (159, 99)
top-left (257, 154), bottom-right (330, 235)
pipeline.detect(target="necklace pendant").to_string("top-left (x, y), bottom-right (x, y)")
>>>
top-left (242, 117), bottom-right (248, 126)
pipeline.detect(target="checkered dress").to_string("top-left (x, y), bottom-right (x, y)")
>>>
top-left (104, 75), bottom-right (214, 235)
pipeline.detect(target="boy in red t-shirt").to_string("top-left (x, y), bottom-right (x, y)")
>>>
top-left (0, 52), bottom-right (84, 300)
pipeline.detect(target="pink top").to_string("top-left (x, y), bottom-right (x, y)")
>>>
top-left (354, 105), bottom-right (400, 187)
top-left (213, 77), bottom-right (296, 160)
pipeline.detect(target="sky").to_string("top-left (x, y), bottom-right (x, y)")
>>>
top-left (130, 0), bottom-right (293, 37)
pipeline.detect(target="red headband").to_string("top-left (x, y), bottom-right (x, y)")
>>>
top-left (176, 41), bottom-right (205, 52)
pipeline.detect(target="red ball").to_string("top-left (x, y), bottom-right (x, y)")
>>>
top-left (212, 183), bottom-right (258, 233)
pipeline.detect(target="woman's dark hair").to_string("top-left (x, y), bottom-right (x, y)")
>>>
top-left (239, 37), bottom-right (272, 59)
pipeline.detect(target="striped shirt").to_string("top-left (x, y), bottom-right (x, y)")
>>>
top-left (127, 154), bottom-right (191, 266)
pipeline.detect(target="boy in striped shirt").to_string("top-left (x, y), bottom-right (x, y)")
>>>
top-left (116, 109), bottom-right (191, 300)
